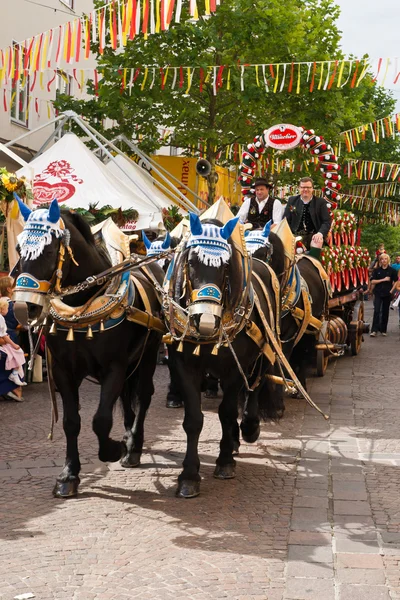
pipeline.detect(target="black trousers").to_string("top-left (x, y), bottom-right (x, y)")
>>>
top-left (372, 294), bottom-right (391, 333)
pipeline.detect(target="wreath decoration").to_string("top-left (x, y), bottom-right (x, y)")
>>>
top-left (238, 127), bottom-right (341, 209)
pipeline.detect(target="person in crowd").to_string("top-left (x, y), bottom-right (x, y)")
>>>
top-left (0, 298), bottom-right (26, 386)
top-left (0, 276), bottom-right (20, 344)
top-left (391, 254), bottom-right (400, 272)
top-left (237, 178), bottom-right (284, 227)
top-left (369, 253), bottom-right (397, 337)
top-left (283, 177), bottom-right (331, 249)
top-left (390, 270), bottom-right (400, 323)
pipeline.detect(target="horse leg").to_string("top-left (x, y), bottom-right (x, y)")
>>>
top-left (121, 337), bottom-right (159, 468)
top-left (173, 354), bottom-right (203, 498)
top-left (166, 351), bottom-right (183, 408)
top-left (52, 368), bottom-right (82, 498)
top-left (214, 377), bottom-right (241, 479)
top-left (240, 388), bottom-right (261, 444)
top-left (93, 364), bottom-right (127, 463)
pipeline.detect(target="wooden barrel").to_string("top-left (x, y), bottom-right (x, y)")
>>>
top-left (327, 316), bottom-right (347, 346)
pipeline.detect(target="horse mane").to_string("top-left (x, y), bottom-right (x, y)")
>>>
top-left (61, 210), bottom-right (111, 267)
top-left (267, 231), bottom-right (286, 285)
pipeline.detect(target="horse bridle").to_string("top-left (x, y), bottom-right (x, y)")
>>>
top-left (13, 219), bottom-right (79, 312)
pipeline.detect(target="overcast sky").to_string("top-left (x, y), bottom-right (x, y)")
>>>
top-left (334, 0), bottom-right (400, 106)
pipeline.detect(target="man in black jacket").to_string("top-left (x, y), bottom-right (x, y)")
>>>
top-left (283, 177), bottom-right (331, 248)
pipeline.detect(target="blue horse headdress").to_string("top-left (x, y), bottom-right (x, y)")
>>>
top-left (142, 231), bottom-right (171, 257)
top-left (186, 213), bottom-right (239, 267)
top-left (245, 221), bottom-right (271, 255)
top-left (15, 195), bottom-right (64, 261)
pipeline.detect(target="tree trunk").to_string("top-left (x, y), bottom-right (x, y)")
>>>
top-left (206, 152), bottom-right (217, 204)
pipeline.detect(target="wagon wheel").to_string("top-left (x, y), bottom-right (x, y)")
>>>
top-left (316, 348), bottom-right (329, 377)
top-left (350, 301), bottom-right (364, 356)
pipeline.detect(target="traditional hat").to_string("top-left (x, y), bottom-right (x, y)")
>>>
top-left (253, 178), bottom-right (273, 189)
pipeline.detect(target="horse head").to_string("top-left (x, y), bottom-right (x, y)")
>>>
top-left (142, 231), bottom-right (172, 271)
top-left (13, 196), bottom-right (108, 325)
top-left (182, 213), bottom-right (239, 337)
top-left (245, 220), bottom-right (272, 261)
top-left (13, 197), bottom-right (65, 323)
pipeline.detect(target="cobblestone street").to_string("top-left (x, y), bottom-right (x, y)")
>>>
top-left (1, 301), bottom-right (399, 600)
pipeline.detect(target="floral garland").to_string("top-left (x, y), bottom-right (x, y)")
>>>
top-left (238, 127), bottom-right (341, 208)
top-left (0, 168), bottom-right (31, 203)
top-left (330, 209), bottom-right (357, 246)
top-left (321, 246), bottom-right (370, 293)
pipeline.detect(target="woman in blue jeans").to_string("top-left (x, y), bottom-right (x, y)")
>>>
top-left (370, 253), bottom-right (397, 337)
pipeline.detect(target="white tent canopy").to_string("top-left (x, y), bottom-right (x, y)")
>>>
top-left (105, 154), bottom-right (176, 212)
top-left (17, 133), bottom-right (164, 231)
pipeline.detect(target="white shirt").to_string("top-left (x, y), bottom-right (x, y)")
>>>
top-left (0, 314), bottom-right (7, 337)
top-left (238, 197), bottom-right (284, 225)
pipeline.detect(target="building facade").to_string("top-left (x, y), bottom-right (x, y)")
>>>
top-left (0, 0), bottom-right (95, 170)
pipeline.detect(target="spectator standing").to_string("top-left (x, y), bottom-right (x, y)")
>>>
top-left (391, 255), bottom-right (400, 272)
top-left (369, 253), bottom-right (397, 337)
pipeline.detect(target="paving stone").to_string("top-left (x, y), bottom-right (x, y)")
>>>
top-left (288, 532), bottom-right (332, 546)
top-left (288, 545), bottom-right (333, 563)
top-left (338, 584), bottom-right (390, 600)
top-left (336, 568), bottom-right (386, 584)
top-left (335, 538), bottom-right (380, 554)
top-left (334, 501), bottom-right (372, 516)
top-left (336, 553), bottom-right (384, 569)
top-left (286, 561), bottom-right (334, 578)
top-left (285, 577), bottom-right (335, 599)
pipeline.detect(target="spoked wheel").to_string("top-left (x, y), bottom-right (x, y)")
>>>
top-left (316, 348), bottom-right (329, 377)
top-left (350, 301), bottom-right (364, 356)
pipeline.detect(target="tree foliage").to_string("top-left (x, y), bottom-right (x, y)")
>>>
top-left (361, 223), bottom-right (400, 259)
top-left (56, 0), bottom-right (400, 202)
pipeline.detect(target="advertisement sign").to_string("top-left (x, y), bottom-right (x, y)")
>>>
top-left (264, 124), bottom-right (303, 151)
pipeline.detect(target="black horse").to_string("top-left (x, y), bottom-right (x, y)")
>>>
top-left (14, 199), bottom-right (164, 497)
top-left (246, 224), bottom-right (326, 391)
top-left (165, 214), bottom-right (282, 498)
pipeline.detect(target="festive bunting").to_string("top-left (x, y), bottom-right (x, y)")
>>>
top-left (3, 56), bottom-right (400, 91)
top-left (348, 182), bottom-right (400, 198)
top-left (340, 113), bottom-right (400, 153)
top-left (0, 0), bottom-right (217, 86)
top-left (345, 158), bottom-right (400, 181)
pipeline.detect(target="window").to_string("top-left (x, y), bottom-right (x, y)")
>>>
top-left (55, 71), bottom-right (73, 140)
top-left (56, 70), bottom-right (73, 97)
top-left (60, 0), bottom-right (74, 9)
top-left (10, 44), bottom-right (29, 127)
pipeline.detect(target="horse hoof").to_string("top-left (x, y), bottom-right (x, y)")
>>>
top-left (99, 440), bottom-right (127, 463)
top-left (166, 398), bottom-right (183, 408)
top-left (214, 464), bottom-right (236, 479)
top-left (232, 441), bottom-right (240, 455)
top-left (176, 480), bottom-right (200, 498)
top-left (241, 424), bottom-right (261, 444)
top-left (53, 477), bottom-right (80, 498)
top-left (120, 452), bottom-right (141, 468)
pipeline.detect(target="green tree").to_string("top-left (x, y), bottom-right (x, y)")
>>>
top-left (56, 0), bottom-right (399, 202)
top-left (361, 223), bottom-right (400, 258)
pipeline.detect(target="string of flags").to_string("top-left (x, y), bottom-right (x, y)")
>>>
top-left (3, 56), bottom-right (400, 94)
top-left (340, 113), bottom-right (400, 152)
top-left (0, 0), bottom-right (218, 84)
top-left (345, 158), bottom-right (400, 181)
top-left (338, 193), bottom-right (400, 224)
top-left (348, 182), bottom-right (400, 198)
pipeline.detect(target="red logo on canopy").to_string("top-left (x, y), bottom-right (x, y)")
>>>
top-left (264, 124), bottom-right (302, 150)
top-left (32, 160), bottom-right (84, 206)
